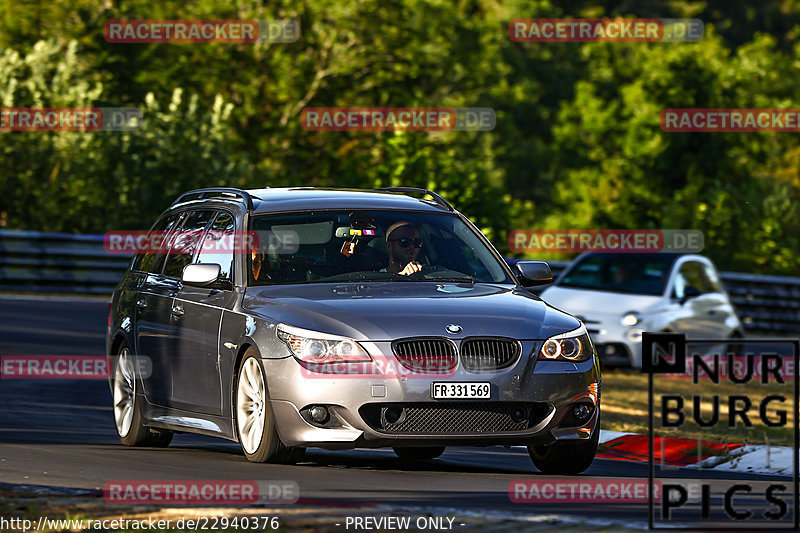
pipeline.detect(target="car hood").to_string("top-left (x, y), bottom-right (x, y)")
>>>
top-left (242, 282), bottom-right (580, 341)
top-left (539, 285), bottom-right (663, 319)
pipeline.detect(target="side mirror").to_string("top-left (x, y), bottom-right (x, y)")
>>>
top-left (680, 285), bottom-right (702, 305)
top-left (515, 261), bottom-right (553, 287)
top-left (182, 263), bottom-right (221, 287)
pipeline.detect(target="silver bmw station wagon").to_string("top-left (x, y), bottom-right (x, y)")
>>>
top-left (106, 187), bottom-right (601, 474)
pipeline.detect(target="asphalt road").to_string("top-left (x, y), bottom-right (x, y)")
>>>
top-left (0, 296), bottom-right (795, 530)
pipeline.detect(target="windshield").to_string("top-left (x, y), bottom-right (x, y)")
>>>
top-left (247, 210), bottom-right (512, 285)
top-left (557, 254), bottom-right (675, 296)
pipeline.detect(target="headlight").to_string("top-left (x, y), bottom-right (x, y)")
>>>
top-left (621, 312), bottom-right (640, 327)
top-left (539, 324), bottom-right (594, 362)
top-left (277, 324), bottom-right (372, 364)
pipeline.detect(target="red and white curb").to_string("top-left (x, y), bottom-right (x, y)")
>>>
top-left (514, 429), bottom-right (792, 475)
top-left (596, 430), bottom-right (793, 476)
top-left (688, 444), bottom-right (794, 475)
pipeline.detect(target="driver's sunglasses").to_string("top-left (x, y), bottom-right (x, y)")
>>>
top-left (389, 237), bottom-right (424, 249)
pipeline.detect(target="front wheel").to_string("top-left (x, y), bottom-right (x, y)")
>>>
top-left (393, 446), bottom-right (446, 461)
top-left (528, 414), bottom-right (599, 475)
top-left (235, 349), bottom-right (304, 464)
top-left (726, 331), bottom-right (744, 359)
top-left (112, 343), bottom-right (173, 447)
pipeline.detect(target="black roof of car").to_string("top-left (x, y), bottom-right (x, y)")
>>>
top-left (171, 187), bottom-right (454, 214)
top-left (248, 188), bottom-right (451, 214)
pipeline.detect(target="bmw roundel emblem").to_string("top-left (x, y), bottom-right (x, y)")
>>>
top-left (446, 324), bottom-right (462, 334)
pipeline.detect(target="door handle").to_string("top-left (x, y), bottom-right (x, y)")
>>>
top-left (136, 298), bottom-right (148, 309)
top-left (171, 305), bottom-right (184, 317)
top-left (708, 310), bottom-right (717, 315)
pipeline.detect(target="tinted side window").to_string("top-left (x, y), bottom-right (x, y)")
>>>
top-left (195, 211), bottom-right (236, 284)
top-left (674, 261), bottom-right (707, 298)
top-left (134, 213), bottom-right (182, 273)
top-left (162, 210), bottom-right (214, 278)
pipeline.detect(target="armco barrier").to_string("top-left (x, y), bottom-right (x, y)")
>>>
top-left (0, 229), bottom-right (131, 295)
top-left (0, 230), bottom-right (797, 336)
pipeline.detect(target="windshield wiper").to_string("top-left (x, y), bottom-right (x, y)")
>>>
top-left (416, 277), bottom-right (475, 283)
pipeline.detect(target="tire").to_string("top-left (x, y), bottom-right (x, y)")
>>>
top-left (235, 348), bottom-right (305, 464)
top-left (112, 343), bottom-right (173, 447)
top-left (393, 446), bottom-right (446, 461)
top-left (528, 412), bottom-right (600, 475)
top-left (726, 331), bottom-right (744, 360)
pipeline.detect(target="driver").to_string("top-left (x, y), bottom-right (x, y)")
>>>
top-left (612, 262), bottom-right (633, 285)
top-left (384, 221), bottom-right (424, 275)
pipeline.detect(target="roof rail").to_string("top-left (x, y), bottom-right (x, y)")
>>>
top-left (375, 187), bottom-right (453, 211)
top-left (172, 188), bottom-right (255, 211)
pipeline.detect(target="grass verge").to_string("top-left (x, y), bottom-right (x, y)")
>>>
top-left (601, 369), bottom-right (794, 446)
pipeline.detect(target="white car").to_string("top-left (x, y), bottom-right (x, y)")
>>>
top-left (540, 253), bottom-right (744, 368)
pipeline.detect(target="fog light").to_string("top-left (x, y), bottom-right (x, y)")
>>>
top-left (510, 406), bottom-right (529, 423)
top-left (626, 328), bottom-right (644, 342)
top-left (573, 404), bottom-right (592, 421)
top-left (604, 344), bottom-right (616, 355)
top-left (310, 405), bottom-right (329, 424)
top-left (384, 406), bottom-right (403, 424)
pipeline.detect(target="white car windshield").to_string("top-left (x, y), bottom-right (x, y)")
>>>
top-left (557, 253), bottom-right (677, 295)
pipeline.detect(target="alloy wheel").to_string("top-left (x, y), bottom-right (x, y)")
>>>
top-left (113, 347), bottom-right (136, 437)
top-left (237, 357), bottom-right (267, 454)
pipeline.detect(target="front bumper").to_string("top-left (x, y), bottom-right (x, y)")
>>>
top-left (262, 340), bottom-right (601, 449)
top-left (583, 319), bottom-right (643, 368)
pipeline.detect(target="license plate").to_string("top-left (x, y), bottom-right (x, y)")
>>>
top-left (431, 382), bottom-right (491, 400)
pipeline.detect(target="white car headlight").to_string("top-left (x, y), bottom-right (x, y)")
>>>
top-left (539, 324), bottom-right (594, 363)
top-left (277, 324), bottom-right (372, 364)
top-left (621, 312), bottom-right (640, 327)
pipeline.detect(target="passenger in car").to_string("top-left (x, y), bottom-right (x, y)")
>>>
top-left (251, 245), bottom-right (271, 282)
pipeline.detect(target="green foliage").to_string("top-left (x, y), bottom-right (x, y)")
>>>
top-left (0, 40), bottom-right (248, 232)
top-left (543, 29), bottom-right (800, 273)
top-left (0, 0), bottom-right (799, 274)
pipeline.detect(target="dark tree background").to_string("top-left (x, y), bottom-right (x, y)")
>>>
top-left (0, 0), bottom-right (798, 274)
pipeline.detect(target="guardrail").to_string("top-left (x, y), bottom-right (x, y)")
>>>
top-left (0, 230), bottom-right (797, 336)
top-left (0, 230), bottom-right (131, 295)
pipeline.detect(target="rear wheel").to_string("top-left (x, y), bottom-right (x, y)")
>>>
top-left (528, 414), bottom-right (599, 475)
top-left (235, 349), bottom-right (304, 463)
top-left (393, 446), bottom-right (446, 461)
top-left (112, 343), bottom-right (173, 447)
